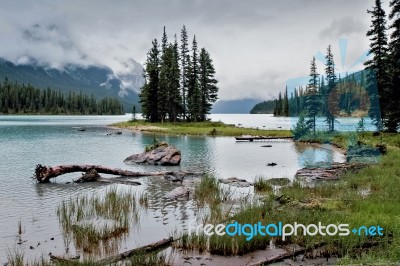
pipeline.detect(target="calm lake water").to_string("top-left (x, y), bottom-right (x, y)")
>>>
top-left (0, 114), bottom-right (347, 262)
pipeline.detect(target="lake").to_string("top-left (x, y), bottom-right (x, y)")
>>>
top-left (0, 114), bottom-right (349, 262)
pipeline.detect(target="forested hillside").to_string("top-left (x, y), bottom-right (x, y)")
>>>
top-left (0, 58), bottom-right (142, 111)
top-left (0, 78), bottom-right (124, 115)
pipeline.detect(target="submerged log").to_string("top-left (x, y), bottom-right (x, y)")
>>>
top-left (34, 164), bottom-right (174, 183)
top-left (95, 177), bottom-right (141, 186)
top-left (249, 243), bottom-right (327, 266)
top-left (73, 169), bottom-right (142, 185)
top-left (96, 237), bottom-right (173, 265)
top-left (49, 254), bottom-right (80, 262)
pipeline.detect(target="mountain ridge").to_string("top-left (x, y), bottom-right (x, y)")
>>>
top-left (0, 58), bottom-right (143, 111)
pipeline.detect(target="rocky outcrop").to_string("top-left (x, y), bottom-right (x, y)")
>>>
top-left (124, 145), bottom-right (181, 166)
top-left (295, 162), bottom-right (366, 182)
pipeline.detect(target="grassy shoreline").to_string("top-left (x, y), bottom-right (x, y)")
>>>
top-left (172, 132), bottom-right (400, 264)
top-left (111, 120), bottom-right (292, 137)
top-left (9, 118), bottom-right (398, 264)
top-left (110, 120), bottom-right (400, 263)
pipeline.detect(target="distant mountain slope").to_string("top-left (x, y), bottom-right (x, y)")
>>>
top-left (0, 58), bottom-right (143, 111)
top-left (211, 99), bottom-right (262, 114)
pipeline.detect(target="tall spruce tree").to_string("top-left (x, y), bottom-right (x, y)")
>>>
top-left (180, 25), bottom-right (190, 120)
top-left (325, 45), bottom-right (337, 132)
top-left (283, 86), bottom-right (289, 116)
top-left (388, 0), bottom-right (400, 130)
top-left (167, 36), bottom-right (183, 122)
top-left (306, 56), bottom-right (320, 135)
top-left (139, 39), bottom-right (160, 122)
top-left (199, 48), bottom-right (219, 120)
top-left (365, 0), bottom-right (391, 131)
top-left (158, 27), bottom-right (169, 122)
top-left (274, 92), bottom-right (283, 115)
top-left (187, 35), bottom-right (201, 121)
top-left (293, 88), bottom-right (299, 116)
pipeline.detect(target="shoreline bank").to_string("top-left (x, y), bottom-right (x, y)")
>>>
top-left (110, 120), bottom-right (292, 137)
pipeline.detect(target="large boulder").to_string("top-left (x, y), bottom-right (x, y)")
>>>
top-left (124, 145), bottom-right (181, 166)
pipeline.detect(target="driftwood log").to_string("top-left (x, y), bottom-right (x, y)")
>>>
top-left (49, 238), bottom-right (172, 264)
top-left (34, 164), bottom-right (174, 183)
top-left (96, 237), bottom-right (173, 265)
top-left (49, 254), bottom-right (80, 262)
top-left (249, 245), bottom-right (306, 266)
top-left (249, 242), bottom-right (332, 266)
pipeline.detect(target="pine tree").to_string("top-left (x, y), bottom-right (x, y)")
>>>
top-left (388, 0), bottom-right (400, 131)
top-left (131, 104), bottom-right (137, 121)
top-left (306, 56), bottom-right (320, 135)
top-left (283, 86), bottom-right (289, 116)
top-left (319, 75), bottom-right (327, 118)
top-left (292, 113), bottom-right (311, 140)
top-left (161, 26), bottom-right (168, 52)
top-left (325, 45), bottom-right (337, 132)
top-left (158, 27), bottom-right (169, 122)
top-left (167, 37), bottom-right (183, 122)
top-left (275, 92), bottom-right (283, 116)
top-left (187, 36), bottom-right (201, 121)
top-left (180, 25), bottom-right (190, 120)
top-left (139, 39), bottom-right (160, 122)
top-left (293, 88), bottom-right (299, 116)
top-left (365, 0), bottom-right (391, 131)
top-left (199, 48), bottom-right (219, 121)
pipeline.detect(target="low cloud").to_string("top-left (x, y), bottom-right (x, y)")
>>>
top-left (319, 17), bottom-right (366, 40)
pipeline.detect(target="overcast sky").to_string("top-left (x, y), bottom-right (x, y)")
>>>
top-left (0, 0), bottom-right (392, 101)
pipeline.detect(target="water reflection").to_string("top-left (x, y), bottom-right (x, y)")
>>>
top-left (294, 142), bottom-right (344, 168)
top-left (145, 176), bottom-right (195, 227)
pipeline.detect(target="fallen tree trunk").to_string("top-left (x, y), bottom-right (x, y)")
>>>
top-left (34, 164), bottom-right (174, 183)
top-left (96, 237), bottom-right (173, 265)
top-left (49, 254), bottom-right (80, 262)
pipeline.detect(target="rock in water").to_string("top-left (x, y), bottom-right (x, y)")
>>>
top-left (219, 177), bottom-right (253, 187)
top-left (124, 145), bottom-right (181, 166)
top-left (164, 186), bottom-right (191, 199)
